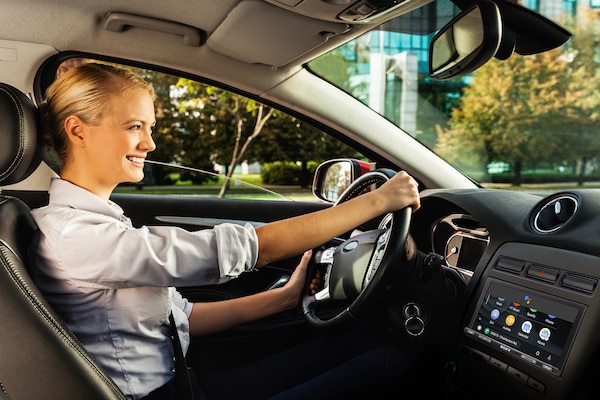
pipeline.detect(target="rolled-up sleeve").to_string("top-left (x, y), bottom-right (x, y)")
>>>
top-left (46, 217), bottom-right (259, 289)
top-left (214, 222), bottom-right (258, 278)
top-left (30, 180), bottom-right (259, 290)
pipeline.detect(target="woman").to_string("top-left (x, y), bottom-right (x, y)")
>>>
top-left (29, 63), bottom-right (421, 399)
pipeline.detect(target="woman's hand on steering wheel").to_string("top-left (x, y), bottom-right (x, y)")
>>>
top-left (302, 169), bottom-right (416, 330)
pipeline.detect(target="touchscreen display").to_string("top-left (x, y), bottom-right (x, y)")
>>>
top-left (465, 279), bottom-right (584, 376)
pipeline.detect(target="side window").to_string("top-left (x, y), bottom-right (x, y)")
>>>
top-left (51, 58), bottom-right (361, 200)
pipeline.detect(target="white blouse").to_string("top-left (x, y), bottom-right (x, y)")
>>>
top-left (29, 178), bottom-right (259, 399)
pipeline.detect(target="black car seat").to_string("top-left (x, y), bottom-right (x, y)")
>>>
top-left (0, 83), bottom-right (126, 399)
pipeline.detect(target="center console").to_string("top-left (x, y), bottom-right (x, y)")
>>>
top-left (449, 242), bottom-right (600, 400)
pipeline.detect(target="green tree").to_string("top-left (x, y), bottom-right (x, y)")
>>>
top-left (559, 8), bottom-right (600, 184)
top-left (436, 48), bottom-right (569, 184)
top-left (254, 116), bottom-right (359, 187)
top-left (214, 93), bottom-right (275, 197)
top-left (131, 51), bottom-right (362, 191)
top-left (168, 80), bottom-right (276, 196)
top-left (436, 8), bottom-right (600, 186)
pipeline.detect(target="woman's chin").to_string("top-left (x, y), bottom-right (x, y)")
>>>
top-left (123, 173), bottom-right (145, 184)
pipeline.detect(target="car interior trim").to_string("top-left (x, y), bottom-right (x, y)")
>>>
top-left (154, 216), bottom-right (265, 229)
top-left (207, 0), bottom-right (351, 66)
top-left (103, 12), bottom-right (206, 47)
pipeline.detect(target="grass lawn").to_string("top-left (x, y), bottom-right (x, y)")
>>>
top-left (115, 174), bottom-right (314, 200)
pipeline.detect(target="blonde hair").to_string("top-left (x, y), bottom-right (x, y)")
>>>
top-left (39, 63), bottom-right (155, 168)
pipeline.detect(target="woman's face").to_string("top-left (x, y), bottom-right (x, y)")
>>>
top-left (81, 88), bottom-right (156, 189)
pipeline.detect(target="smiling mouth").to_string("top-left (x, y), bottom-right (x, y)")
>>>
top-left (126, 156), bottom-right (145, 165)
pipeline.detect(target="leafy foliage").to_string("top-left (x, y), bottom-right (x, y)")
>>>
top-left (127, 65), bottom-right (360, 191)
top-left (436, 9), bottom-right (600, 185)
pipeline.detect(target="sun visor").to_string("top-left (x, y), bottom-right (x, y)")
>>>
top-left (207, 0), bottom-right (350, 67)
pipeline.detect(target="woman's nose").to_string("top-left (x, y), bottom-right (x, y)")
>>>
top-left (140, 129), bottom-right (156, 151)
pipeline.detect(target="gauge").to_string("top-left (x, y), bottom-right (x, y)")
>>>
top-left (444, 232), bottom-right (488, 270)
top-left (432, 214), bottom-right (490, 281)
top-left (445, 233), bottom-right (462, 268)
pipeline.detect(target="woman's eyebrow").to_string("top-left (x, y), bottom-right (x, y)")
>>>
top-left (123, 118), bottom-right (156, 125)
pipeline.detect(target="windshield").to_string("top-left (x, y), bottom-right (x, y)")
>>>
top-left (309, 0), bottom-right (600, 191)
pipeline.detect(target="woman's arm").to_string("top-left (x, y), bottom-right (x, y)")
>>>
top-left (254, 170), bottom-right (420, 267)
top-left (188, 250), bottom-right (313, 336)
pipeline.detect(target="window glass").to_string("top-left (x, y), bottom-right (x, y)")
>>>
top-left (309, 0), bottom-right (600, 192)
top-left (52, 59), bottom-right (362, 200)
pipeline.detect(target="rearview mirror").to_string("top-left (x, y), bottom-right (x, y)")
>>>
top-left (429, 1), bottom-right (507, 80)
top-left (312, 159), bottom-right (371, 203)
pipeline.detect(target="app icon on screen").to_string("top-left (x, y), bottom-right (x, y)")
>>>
top-left (521, 321), bottom-right (533, 334)
top-left (490, 309), bottom-right (500, 320)
top-left (505, 315), bottom-right (516, 327)
top-left (539, 327), bottom-right (551, 341)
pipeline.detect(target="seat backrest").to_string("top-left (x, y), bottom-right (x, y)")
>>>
top-left (0, 83), bottom-right (126, 399)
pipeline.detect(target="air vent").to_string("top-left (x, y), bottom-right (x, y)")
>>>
top-left (532, 194), bottom-right (578, 233)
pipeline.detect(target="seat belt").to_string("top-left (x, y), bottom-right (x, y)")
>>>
top-left (169, 312), bottom-right (197, 400)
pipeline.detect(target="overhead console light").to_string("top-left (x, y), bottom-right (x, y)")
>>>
top-left (338, 0), bottom-right (410, 22)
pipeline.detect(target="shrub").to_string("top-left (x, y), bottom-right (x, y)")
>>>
top-left (261, 162), bottom-right (300, 185)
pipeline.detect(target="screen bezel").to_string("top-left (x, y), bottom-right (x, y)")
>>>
top-left (466, 278), bottom-right (585, 376)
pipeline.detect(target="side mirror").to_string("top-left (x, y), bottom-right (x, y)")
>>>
top-left (312, 159), bottom-right (371, 203)
top-left (429, 1), bottom-right (511, 80)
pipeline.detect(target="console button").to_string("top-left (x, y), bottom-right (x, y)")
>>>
top-left (495, 257), bottom-right (525, 274)
top-left (488, 357), bottom-right (507, 373)
top-left (506, 366), bottom-right (528, 384)
top-left (562, 274), bottom-right (597, 294)
top-left (526, 377), bottom-right (546, 393)
top-left (471, 348), bottom-right (491, 364)
top-left (526, 264), bottom-right (559, 283)
top-left (460, 345), bottom-right (491, 364)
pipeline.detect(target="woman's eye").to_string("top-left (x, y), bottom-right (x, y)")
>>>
top-left (129, 124), bottom-right (142, 130)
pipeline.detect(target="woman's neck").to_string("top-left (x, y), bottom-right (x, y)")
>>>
top-left (60, 168), bottom-right (115, 203)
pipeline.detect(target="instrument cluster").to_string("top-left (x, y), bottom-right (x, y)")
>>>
top-left (432, 213), bottom-right (489, 282)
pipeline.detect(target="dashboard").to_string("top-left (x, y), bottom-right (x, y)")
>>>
top-left (411, 188), bottom-right (600, 400)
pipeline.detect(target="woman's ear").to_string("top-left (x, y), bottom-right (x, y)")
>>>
top-left (64, 115), bottom-right (86, 147)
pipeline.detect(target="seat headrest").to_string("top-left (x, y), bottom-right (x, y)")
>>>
top-left (0, 83), bottom-right (42, 186)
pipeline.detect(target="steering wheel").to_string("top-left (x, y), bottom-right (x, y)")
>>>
top-left (302, 169), bottom-right (413, 329)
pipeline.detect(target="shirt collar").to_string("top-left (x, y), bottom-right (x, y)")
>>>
top-left (48, 177), bottom-right (126, 221)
